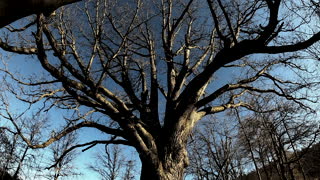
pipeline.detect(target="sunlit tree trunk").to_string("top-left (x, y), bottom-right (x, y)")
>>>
top-left (140, 152), bottom-right (186, 180)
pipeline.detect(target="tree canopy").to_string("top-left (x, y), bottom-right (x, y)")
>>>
top-left (0, 0), bottom-right (320, 179)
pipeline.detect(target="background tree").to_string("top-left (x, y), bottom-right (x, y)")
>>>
top-left (186, 98), bottom-right (320, 180)
top-left (0, 83), bottom-right (81, 180)
top-left (0, 97), bottom-right (48, 180)
top-left (90, 145), bottom-right (123, 180)
top-left (236, 99), bottom-right (319, 180)
top-left (0, 0), bottom-right (320, 179)
top-left (122, 159), bottom-right (136, 180)
top-left (187, 119), bottom-right (243, 180)
top-left (89, 145), bottom-right (136, 180)
top-left (44, 132), bottom-right (81, 180)
top-left (0, 124), bottom-right (43, 180)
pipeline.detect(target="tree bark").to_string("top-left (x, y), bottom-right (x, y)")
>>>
top-left (140, 150), bottom-right (187, 180)
top-left (139, 112), bottom-right (196, 180)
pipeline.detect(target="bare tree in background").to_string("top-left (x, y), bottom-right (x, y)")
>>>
top-left (0, 91), bottom-right (80, 180)
top-left (0, 128), bottom-right (17, 180)
top-left (187, 98), bottom-right (319, 180)
top-left (0, 0), bottom-right (320, 179)
top-left (122, 159), bottom-right (136, 180)
top-left (236, 99), bottom-right (319, 180)
top-left (89, 145), bottom-right (136, 180)
top-left (44, 132), bottom-right (81, 180)
top-left (0, 102), bottom-right (48, 179)
top-left (187, 119), bottom-right (243, 180)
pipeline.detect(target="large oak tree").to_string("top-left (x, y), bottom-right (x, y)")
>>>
top-left (0, 0), bottom-right (320, 179)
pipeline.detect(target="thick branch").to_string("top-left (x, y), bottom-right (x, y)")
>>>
top-left (198, 101), bottom-right (252, 115)
top-left (258, 32), bottom-right (320, 54)
top-left (0, 0), bottom-right (81, 28)
top-left (0, 38), bottom-right (37, 54)
top-left (46, 139), bottom-right (132, 170)
top-left (12, 120), bottom-right (125, 149)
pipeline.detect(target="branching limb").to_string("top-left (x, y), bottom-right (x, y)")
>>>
top-left (0, 38), bottom-right (37, 54)
top-left (198, 101), bottom-right (252, 115)
top-left (7, 113), bottom-right (125, 149)
top-left (46, 139), bottom-right (132, 170)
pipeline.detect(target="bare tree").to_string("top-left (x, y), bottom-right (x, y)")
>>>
top-left (187, 119), bottom-right (243, 180)
top-left (0, 107), bottom-right (48, 179)
top-left (122, 159), bottom-right (136, 180)
top-left (0, 128), bottom-right (17, 180)
top-left (43, 132), bottom-right (81, 180)
top-left (89, 145), bottom-right (136, 180)
top-left (187, 98), bottom-right (319, 180)
top-left (236, 98), bottom-right (319, 180)
top-left (0, 0), bottom-right (320, 179)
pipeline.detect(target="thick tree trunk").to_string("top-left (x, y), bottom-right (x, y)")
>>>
top-left (140, 154), bottom-right (186, 180)
top-left (138, 129), bottom-right (190, 180)
top-left (137, 109), bottom-right (199, 179)
top-left (138, 129), bottom-right (191, 180)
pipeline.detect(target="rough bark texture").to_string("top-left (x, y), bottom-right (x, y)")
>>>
top-left (139, 110), bottom-right (198, 180)
top-left (140, 158), bottom-right (186, 180)
top-left (140, 145), bottom-right (188, 180)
